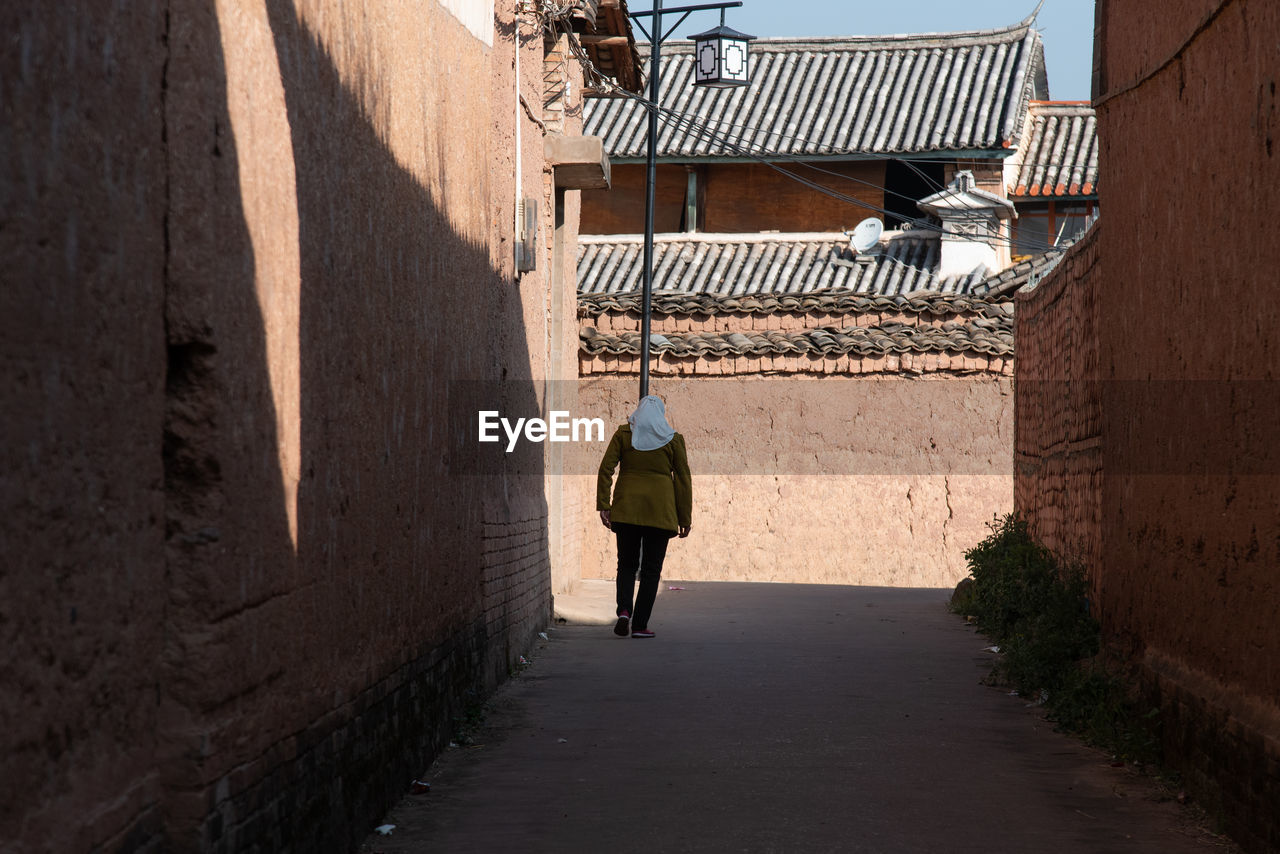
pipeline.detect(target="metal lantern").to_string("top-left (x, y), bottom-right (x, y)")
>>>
top-left (690, 23), bottom-right (756, 87)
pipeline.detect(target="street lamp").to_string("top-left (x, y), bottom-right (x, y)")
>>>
top-left (690, 19), bottom-right (756, 87)
top-left (629, 1), bottom-right (754, 400)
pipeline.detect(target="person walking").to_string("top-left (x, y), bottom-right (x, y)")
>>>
top-left (597, 395), bottom-right (692, 639)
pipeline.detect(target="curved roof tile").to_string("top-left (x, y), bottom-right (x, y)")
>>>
top-left (585, 21), bottom-right (1048, 159)
top-left (1010, 102), bottom-right (1099, 197)
top-left (578, 289), bottom-right (1015, 319)
top-left (580, 318), bottom-right (1014, 359)
top-left (577, 232), bottom-right (990, 298)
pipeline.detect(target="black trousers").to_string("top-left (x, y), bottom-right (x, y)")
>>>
top-left (613, 522), bottom-right (673, 630)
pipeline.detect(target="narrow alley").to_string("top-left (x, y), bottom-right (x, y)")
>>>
top-left (361, 584), bottom-right (1231, 853)
top-left (6, 0), bottom-right (1278, 850)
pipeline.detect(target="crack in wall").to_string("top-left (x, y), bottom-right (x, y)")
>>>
top-left (942, 474), bottom-right (953, 563)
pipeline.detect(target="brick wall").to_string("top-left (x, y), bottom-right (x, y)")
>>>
top-left (581, 160), bottom-right (887, 235)
top-left (944, 158), bottom-right (1006, 198)
top-left (482, 518), bottom-right (553, 679)
top-left (1012, 2), bottom-right (1280, 849)
top-left (1013, 224), bottom-right (1102, 575)
top-left (580, 163), bottom-right (691, 233)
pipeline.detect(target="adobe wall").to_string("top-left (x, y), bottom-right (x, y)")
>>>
top-left (543, 31), bottom-right (590, 599)
top-left (0, 4), bottom-right (170, 850)
top-left (1094, 0), bottom-right (1280, 699)
top-left (1025, 2), bottom-right (1280, 849)
top-left (573, 353), bottom-right (1014, 589)
top-left (1013, 226), bottom-right (1102, 575)
top-left (2, 1), bottom-right (561, 851)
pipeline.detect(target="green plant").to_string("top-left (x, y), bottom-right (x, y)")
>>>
top-left (959, 514), bottom-right (1161, 764)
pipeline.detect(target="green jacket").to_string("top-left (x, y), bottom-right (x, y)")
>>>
top-left (597, 424), bottom-right (692, 533)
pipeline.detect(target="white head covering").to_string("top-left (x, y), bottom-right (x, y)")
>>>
top-left (628, 395), bottom-right (676, 451)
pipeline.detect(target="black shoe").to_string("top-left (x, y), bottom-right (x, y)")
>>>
top-left (613, 612), bottom-right (631, 637)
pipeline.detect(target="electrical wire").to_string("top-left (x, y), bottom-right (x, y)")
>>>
top-left (633, 90), bottom-right (1066, 253)
top-left (546, 14), bottom-right (1075, 254)
top-left (898, 157), bottom-right (949, 193)
top-left (650, 92), bottom-right (1064, 252)
top-left (596, 84), bottom-right (1100, 174)
top-left (548, 9), bottom-right (1096, 177)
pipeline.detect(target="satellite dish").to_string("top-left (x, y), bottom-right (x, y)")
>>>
top-left (849, 217), bottom-right (884, 253)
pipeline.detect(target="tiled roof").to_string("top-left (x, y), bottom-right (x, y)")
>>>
top-left (577, 232), bottom-right (991, 297)
top-left (579, 290), bottom-right (1014, 320)
top-left (583, 19), bottom-right (1047, 159)
top-left (972, 219), bottom-right (1094, 298)
top-left (971, 246), bottom-right (1065, 298)
top-left (1009, 101), bottom-right (1098, 197)
top-left (580, 315), bottom-right (1014, 358)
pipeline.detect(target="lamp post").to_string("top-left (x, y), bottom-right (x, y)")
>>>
top-left (628, 2), bottom-right (754, 400)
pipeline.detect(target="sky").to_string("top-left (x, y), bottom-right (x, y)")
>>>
top-left (628, 0), bottom-right (1096, 101)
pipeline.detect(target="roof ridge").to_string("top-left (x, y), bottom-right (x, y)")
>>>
top-left (1030, 101), bottom-right (1095, 112)
top-left (578, 289), bottom-right (1014, 318)
top-left (577, 230), bottom-right (936, 246)
top-left (578, 232), bottom-right (851, 245)
top-left (579, 321), bottom-right (1015, 359)
top-left (636, 19), bottom-right (1036, 52)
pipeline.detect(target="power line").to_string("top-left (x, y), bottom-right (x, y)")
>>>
top-left (550, 17), bottom-right (1076, 254)
top-left (632, 89), bottom-right (1066, 253)
top-left (897, 158), bottom-right (948, 193)
top-left (552, 12), bottom-right (1097, 177)
top-left (595, 99), bottom-right (1099, 175)
top-left (649, 91), bottom-right (1064, 253)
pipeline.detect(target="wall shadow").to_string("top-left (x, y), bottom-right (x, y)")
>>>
top-left (237, 3), bottom-right (551, 851)
top-left (3, 2), bottom-right (553, 849)
top-left (159, 0), bottom-right (297, 850)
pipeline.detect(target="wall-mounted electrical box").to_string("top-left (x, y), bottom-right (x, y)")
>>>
top-left (515, 197), bottom-right (538, 273)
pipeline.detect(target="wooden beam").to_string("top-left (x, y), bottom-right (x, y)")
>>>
top-left (581, 35), bottom-right (629, 46)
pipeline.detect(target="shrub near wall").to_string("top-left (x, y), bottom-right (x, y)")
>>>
top-left (957, 515), bottom-right (1159, 763)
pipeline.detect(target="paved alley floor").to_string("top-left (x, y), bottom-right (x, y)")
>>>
top-left (361, 583), bottom-right (1236, 854)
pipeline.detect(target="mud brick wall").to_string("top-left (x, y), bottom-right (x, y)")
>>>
top-left (1013, 225), bottom-right (1102, 576)
top-left (541, 31), bottom-right (589, 599)
top-left (1, 1), bottom-right (559, 851)
top-left (571, 368), bottom-right (1014, 589)
top-left (1026, 2), bottom-right (1280, 849)
top-left (0, 4), bottom-right (170, 851)
top-left (574, 298), bottom-right (1015, 588)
